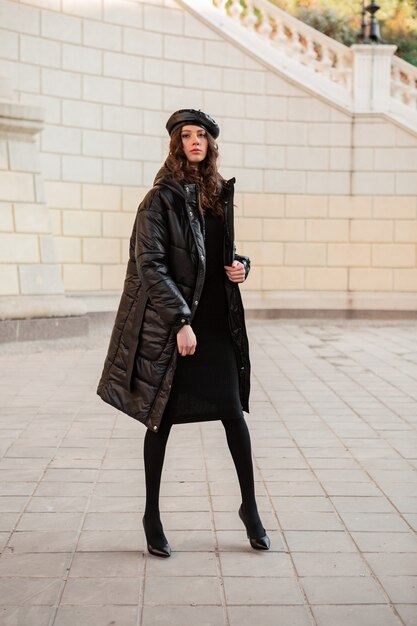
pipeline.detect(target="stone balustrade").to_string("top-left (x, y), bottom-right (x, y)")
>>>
top-left (215, 0), bottom-right (353, 90)
top-left (392, 57), bottom-right (417, 110)
top-left (213, 0), bottom-right (417, 122)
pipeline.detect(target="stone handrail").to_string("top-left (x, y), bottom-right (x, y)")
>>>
top-left (214, 0), bottom-right (353, 89)
top-left (391, 56), bottom-right (417, 110)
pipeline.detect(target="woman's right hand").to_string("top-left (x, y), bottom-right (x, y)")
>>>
top-left (176, 325), bottom-right (197, 356)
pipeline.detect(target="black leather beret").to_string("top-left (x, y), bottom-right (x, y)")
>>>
top-left (166, 109), bottom-right (220, 139)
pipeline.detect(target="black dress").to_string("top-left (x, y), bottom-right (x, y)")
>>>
top-left (162, 211), bottom-right (244, 425)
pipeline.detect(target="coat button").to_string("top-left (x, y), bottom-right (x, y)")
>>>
top-left (153, 425), bottom-right (157, 431)
top-left (181, 318), bottom-right (185, 323)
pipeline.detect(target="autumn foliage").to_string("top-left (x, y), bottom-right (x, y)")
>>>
top-left (270, 0), bottom-right (417, 65)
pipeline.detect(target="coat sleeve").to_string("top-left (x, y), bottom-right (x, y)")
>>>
top-left (135, 189), bottom-right (191, 332)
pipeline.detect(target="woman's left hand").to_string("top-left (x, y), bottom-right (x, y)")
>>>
top-left (224, 260), bottom-right (245, 283)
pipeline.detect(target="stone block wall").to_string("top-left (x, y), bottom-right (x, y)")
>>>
top-left (237, 194), bottom-right (417, 295)
top-left (0, 0), bottom-right (416, 308)
top-left (0, 94), bottom-right (66, 299)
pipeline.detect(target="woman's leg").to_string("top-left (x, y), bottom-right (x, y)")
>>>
top-left (221, 417), bottom-right (265, 537)
top-left (143, 418), bottom-right (172, 547)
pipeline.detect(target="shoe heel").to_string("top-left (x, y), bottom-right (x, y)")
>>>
top-left (238, 505), bottom-right (270, 551)
top-left (142, 516), bottom-right (171, 558)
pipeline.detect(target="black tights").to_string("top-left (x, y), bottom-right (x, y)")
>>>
top-left (143, 417), bottom-right (263, 543)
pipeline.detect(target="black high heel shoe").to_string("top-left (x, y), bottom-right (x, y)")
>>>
top-left (142, 515), bottom-right (171, 558)
top-left (238, 504), bottom-right (270, 551)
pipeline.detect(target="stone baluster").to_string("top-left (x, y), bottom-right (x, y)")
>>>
top-left (320, 45), bottom-right (334, 72)
top-left (341, 56), bottom-right (353, 89)
top-left (229, 0), bottom-right (243, 21)
top-left (403, 70), bottom-right (417, 108)
top-left (274, 19), bottom-right (288, 47)
top-left (214, 0), bottom-right (227, 12)
top-left (258, 12), bottom-right (272, 39)
top-left (244, 5), bottom-right (258, 31)
top-left (391, 64), bottom-right (403, 101)
top-left (304, 36), bottom-right (318, 65)
top-left (410, 79), bottom-right (417, 108)
top-left (289, 29), bottom-right (303, 60)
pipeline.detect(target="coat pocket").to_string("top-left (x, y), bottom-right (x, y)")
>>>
top-left (136, 305), bottom-right (171, 362)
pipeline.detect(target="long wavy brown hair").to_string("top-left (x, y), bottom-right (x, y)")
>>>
top-left (165, 126), bottom-right (224, 219)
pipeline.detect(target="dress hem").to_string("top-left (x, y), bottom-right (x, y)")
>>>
top-left (164, 411), bottom-right (244, 425)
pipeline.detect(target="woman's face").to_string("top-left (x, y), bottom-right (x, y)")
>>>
top-left (180, 125), bottom-right (208, 164)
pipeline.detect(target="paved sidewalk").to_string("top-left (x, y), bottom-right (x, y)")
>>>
top-left (0, 320), bottom-right (416, 626)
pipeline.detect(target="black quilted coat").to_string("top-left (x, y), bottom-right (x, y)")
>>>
top-left (97, 167), bottom-right (251, 432)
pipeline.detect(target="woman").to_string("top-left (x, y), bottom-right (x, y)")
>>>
top-left (97, 109), bottom-right (270, 557)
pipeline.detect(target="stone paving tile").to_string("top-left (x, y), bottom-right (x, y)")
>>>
top-left (53, 605), bottom-right (138, 626)
top-left (26, 496), bottom-right (88, 513)
top-left (33, 482), bottom-right (93, 497)
top-left (164, 530), bottom-right (216, 552)
top-left (272, 496), bottom-right (334, 512)
top-left (0, 496), bottom-right (28, 512)
top-left (389, 496), bottom-right (417, 513)
top-left (0, 578), bottom-right (62, 605)
top-left (223, 576), bottom-right (304, 605)
top-left (277, 511), bottom-right (345, 531)
top-left (267, 481), bottom-right (327, 496)
top-left (0, 552), bottom-right (71, 577)
top-left (284, 530), bottom-right (358, 552)
top-left (0, 482), bottom-right (36, 496)
top-left (0, 513), bottom-right (19, 531)
top-left (82, 512), bottom-right (142, 531)
top-left (351, 531), bottom-right (417, 552)
top-left (365, 552), bottom-right (417, 576)
top-left (5, 530), bottom-right (78, 553)
top-left (16, 512), bottom-right (83, 531)
top-left (0, 606), bottom-right (53, 626)
top-left (301, 575), bottom-right (387, 604)
top-left (142, 605), bottom-right (225, 626)
top-left (1, 320), bottom-right (417, 623)
top-left (219, 550), bottom-right (293, 577)
top-left (395, 604), bottom-right (417, 626)
top-left (144, 575), bottom-right (222, 605)
top-left (227, 605), bottom-right (313, 626)
top-left (61, 577), bottom-right (140, 605)
top-left (292, 552), bottom-right (369, 577)
top-left (146, 551), bottom-right (218, 577)
top-left (69, 551), bottom-right (143, 577)
top-left (93, 482), bottom-right (145, 497)
top-left (330, 496), bottom-right (397, 513)
top-left (87, 496), bottom-right (145, 513)
top-left (339, 511), bottom-right (411, 532)
top-left (160, 496), bottom-right (211, 512)
top-left (378, 576), bottom-right (417, 603)
top-left (312, 605), bottom-right (403, 626)
top-left (404, 513), bottom-right (417, 531)
top-left (77, 530), bottom-right (144, 552)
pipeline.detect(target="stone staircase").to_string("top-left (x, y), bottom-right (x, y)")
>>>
top-left (179, 0), bottom-right (417, 132)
